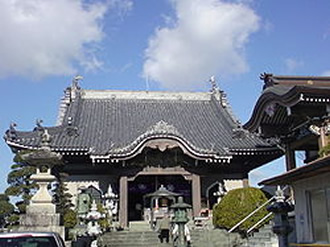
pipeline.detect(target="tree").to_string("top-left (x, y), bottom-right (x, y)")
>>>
top-left (97, 203), bottom-right (111, 230)
top-left (54, 179), bottom-right (79, 241)
top-left (52, 174), bottom-right (74, 219)
top-left (5, 151), bottom-right (37, 214)
top-left (0, 194), bottom-right (15, 228)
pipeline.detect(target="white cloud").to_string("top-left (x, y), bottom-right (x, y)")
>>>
top-left (0, 0), bottom-right (132, 79)
top-left (143, 0), bottom-right (260, 90)
top-left (284, 58), bottom-right (304, 73)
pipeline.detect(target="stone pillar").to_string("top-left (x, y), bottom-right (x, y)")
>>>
top-left (119, 176), bottom-right (128, 228)
top-left (285, 143), bottom-right (296, 171)
top-left (192, 174), bottom-right (201, 217)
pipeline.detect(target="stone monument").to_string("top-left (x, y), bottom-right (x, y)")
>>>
top-left (19, 128), bottom-right (65, 239)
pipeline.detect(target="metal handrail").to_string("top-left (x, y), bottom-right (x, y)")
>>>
top-left (228, 185), bottom-right (289, 233)
top-left (247, 194), bottom-right (293, 234)
top-left (247, 212), bottom-right (273, 234)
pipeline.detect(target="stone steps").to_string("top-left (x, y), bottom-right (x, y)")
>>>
top-left (129, 221), bottom-right (153, 232)
top-left (190, 228), bottom-right (243, 247)
top-left (241, 223), bottom-right (278, 247)
top-left (101, 231), bottom-right (160, 245)
top-left (99, 221), bottom-right (278, 247)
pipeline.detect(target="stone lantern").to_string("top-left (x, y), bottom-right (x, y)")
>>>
top-left (267, 187), bottom-right (294, 247)
top-left (19, 128), bottom-right (64, 238)
top-left (171, 196), bottom-right (191, 247)
top-left (145, 184), bottom-right (179, 229)
top-left (86, 200), bottom-right (105, 236)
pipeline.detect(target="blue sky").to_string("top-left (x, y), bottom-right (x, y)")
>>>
top-left (1, 0), bottom-right (330, 194)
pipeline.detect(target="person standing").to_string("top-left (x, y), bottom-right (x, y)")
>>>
top-left (158, 214), bottom-right (171, 243)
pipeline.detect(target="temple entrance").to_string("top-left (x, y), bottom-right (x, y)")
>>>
top-left (128, 175), bottom-right (191, 221)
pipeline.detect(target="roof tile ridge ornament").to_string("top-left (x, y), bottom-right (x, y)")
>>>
top-left (260, 72), bottom-right (275, 90)
top-left (4, 122), bottom-right (17, 141)
top-left (34, 119), bottom-right (44, 132)
top-left (209, 76), bottom-right (225, 106)
top-left (70, 75), bottom-right (82, 100)
top-left (209, 76), bottom-right (241, 125)
top-left (56, 75), bottom-right (83, 126)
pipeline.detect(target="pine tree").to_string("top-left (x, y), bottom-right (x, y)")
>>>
top-left (5, 151), bottom-right (37, 214)
top-left (52, 174), bottom-right (75, 225)
top-left (0, 194), bottom-right (15, 228)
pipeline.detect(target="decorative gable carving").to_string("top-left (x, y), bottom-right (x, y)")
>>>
top-left (147, 120), bottom-right (179, 135)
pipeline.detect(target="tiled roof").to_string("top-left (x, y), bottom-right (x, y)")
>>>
top-left (5, 87), bottom-right (276, 161)
top-left (244, 74), bottom-right (330, 133)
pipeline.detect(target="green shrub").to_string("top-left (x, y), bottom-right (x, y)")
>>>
top-left (63, 209), bottom-right (77, 229)
top-left (97, 203), bottom-right (110, 230)
top-left (213, 187), bottom-right (268, 232)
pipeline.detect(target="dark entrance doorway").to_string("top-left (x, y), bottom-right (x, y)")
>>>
top-left (128, 175), bottom-right (191, 221)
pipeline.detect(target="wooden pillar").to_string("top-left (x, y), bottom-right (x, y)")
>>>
top-left (119, 176), bottom-right (128, 228)
top-left (285, 144), bottom-right (296, 171)
top-left (192, 174), bottom-right (201, 217)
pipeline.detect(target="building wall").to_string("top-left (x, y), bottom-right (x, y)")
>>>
top-left (293, 172), bottom-right (330, 243)
top-left (224, 179), bottom-right (245, 191)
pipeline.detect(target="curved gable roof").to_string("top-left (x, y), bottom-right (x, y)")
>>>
top-left (244, 74), bottom-right (330, 135)
top-left (5, 86), bottom-right (277, 162)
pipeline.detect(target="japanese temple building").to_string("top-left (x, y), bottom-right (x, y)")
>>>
top-left (5, 77), bottom-right (281, 227)
top-left (244, 74), bottom-right (330, 244)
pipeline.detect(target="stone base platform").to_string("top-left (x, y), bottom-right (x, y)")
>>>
top-left (19, 205), bottom-right (65, 240)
